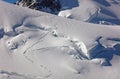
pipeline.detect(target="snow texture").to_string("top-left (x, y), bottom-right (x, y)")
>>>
top-left (0, 0), bottom-right (120, 79)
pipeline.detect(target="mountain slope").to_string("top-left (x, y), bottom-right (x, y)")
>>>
top-left (0, 1), bottom-right (120, 79)
top-left (58, 0), bottom-right (120, 25)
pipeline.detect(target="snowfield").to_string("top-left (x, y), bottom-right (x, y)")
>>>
top-left (59, 0), bottom-right (120, 25)
top-left (0, 0), bottom-right (120, 79)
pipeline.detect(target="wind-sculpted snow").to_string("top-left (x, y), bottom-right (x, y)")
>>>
top-left (0, 1), bottom-right (120, 79)
top-left (58, 0), bottom-right (120, 25)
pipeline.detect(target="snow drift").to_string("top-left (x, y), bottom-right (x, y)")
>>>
top-left (0, 0), bottom-right (120, 79)
top-left (58, 0), bottom-right (120, 25)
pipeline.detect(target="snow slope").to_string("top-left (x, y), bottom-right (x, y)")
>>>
top-left (58, 0), bottom-right (120, 25)
top-left (0, 1), bottom-right (120, 79)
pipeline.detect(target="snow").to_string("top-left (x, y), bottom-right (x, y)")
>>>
top-left (0, 0), bottom-right (120, 79)
top-left (58, 0), bottom-right (120, 25)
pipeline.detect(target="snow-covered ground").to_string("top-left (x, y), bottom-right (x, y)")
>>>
top-left (59, 0), bottom-right (120, 25)
top-left (0, 0), bottom-right (120, 79)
